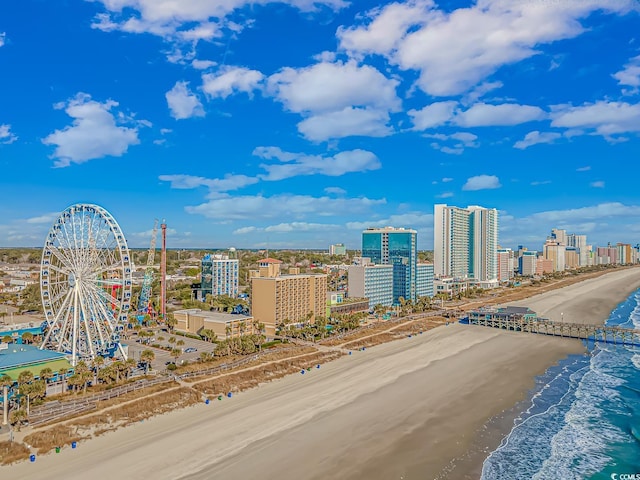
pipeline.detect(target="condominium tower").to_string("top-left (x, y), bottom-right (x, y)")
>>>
top-left (434, 204), bottom-right (499, 287)
top-left (201, 254), bottom-right (239, 299)
top-left (362, 227), bottom-right (417, 302)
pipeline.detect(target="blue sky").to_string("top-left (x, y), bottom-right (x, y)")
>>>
top-left (1, 0), bottom-right (639, 251)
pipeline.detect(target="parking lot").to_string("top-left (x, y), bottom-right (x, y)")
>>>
top-left (126, 329), bottom-right (217, 371)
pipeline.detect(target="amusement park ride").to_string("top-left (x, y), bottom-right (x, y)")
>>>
top-left (137, 219), bottom-right (158, 320)
top-left (38, 203), bottom-right (166, 366)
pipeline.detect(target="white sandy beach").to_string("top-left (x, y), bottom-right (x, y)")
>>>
top-left (3, 267), bottom-right (640, 480)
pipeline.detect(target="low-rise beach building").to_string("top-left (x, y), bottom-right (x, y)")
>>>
top-left (173, 309), bottom-right (261, 338)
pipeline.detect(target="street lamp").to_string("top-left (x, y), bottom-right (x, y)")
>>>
top-left (561, 312), bottom-right (564, 322)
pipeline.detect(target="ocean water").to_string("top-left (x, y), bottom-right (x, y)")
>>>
top-left (481, 289), bottom-right (640, 480)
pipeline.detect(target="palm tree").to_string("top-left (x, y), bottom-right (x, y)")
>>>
top-left (98, 366), bottom-right (115, 385)
top-left (125, 358), bottom-right (137, 379)
top-left (73, 362), bottom-right (91, 393)
top-left (58, 367), bottom-right (68, 394)
top-left (140, 349), bottom-right (155, 374)
top-left (1, 374), bottom-right (14, 425)
top-left (112, 361), bottom-right (125, 383)
top-left (171, 348), bottom-right (181, 365)
top-left (165, 312), bottom-right (177, 332)
top-left (39, 367), bottom-right (53, 384)
top-left (199, 351), bottom-right (212, 362)
top-left (9, 409), bottom-right (27, 431)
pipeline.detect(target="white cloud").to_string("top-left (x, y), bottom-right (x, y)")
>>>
top-left (25, 212), bottom-right (60, 224)
top-left (0, 124), bottom-right (17, 144)
top-left (339, 0), bottom-right (637, 96)
top-left (42, 93), bottom-right (140, 167)
top-left (590, 181), bottom-right (605, 188)
top-left (202, 66), bottom-right (264, 99)
top-left (613, 54), bottom-right (640, 90)
top-left (576, 166), bottom-right (591, 172)
top-left (531, 202), bottom-right (640, 223)
top-left (186, 193), bottom-right (386, 220)
top-left (264, 222), bottom-right (340, 233)
top-left (408, 101), bottom-right (457, 130)
top-left (159, 173), bottom-right (258, 192)
top-left (462, 174), bottom-right (501, 191)
top-left (233, 226), bottom-right (258, 235)
top-left (177, 22), bottom-right (220, 41)
top-left (338, 0), bottom-right (434, 57)
top-left (425, 131), bottom-right (478, 154)
top-left (165, 81), bottom-right (205, 119)
top-left (253, 147), bottom-right (381, 180)
top-left (91, 0), bottom-right (348, 42)
top-left (191, 59), bottom-right (216, 70)
top-left (346, 212), bottom-right (434, 230)
top-left (551, 101), bottom-right (640, 138)
top-left (324, 186), bottom-right (346, 195)
top-left (268, 60), bottom-right (400, 114)
top-left (436, 192), bottom-right (454, 198)
top-left (514, 130), bottom-right (561, 149)
top-left (530, 180), bottom-right (552, 186)
top-left (0, 32), bottom-right (5, 47)
top-left (297, 107), bottom-right (392, 141)
top-left (456, 103), bottom-right (546, 127)
top-left (442, 177), bottom-right (453, 183)
top-left (463, 81), bottom-right (503, 105)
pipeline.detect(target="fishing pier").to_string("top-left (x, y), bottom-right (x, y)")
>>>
top-left (463, 306), bottom-right (640, 347)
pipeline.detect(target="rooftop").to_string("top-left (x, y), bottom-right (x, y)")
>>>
top-left (0, 344), bottom-right (68, 369)
top-left (174, 309), bottom-right (253, 324)
top-left (258, 258), bottom-right (283, 264)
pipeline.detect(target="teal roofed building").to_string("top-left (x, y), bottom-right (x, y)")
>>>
top-left (0, 344), bottom-right (71, 382)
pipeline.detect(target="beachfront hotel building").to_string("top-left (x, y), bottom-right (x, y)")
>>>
top-left (200, 253), bottom-right (239, 299)
top-left (518, 251), bottom-right (538, 276)
top-left (250, 258), bottom-right (327, 329)
top-left (416, 263), bottom-right (435, 298)
top-left (348, 263), bottom-right (394, 308)
top-left (362, 227), bottom-right (418, 303)
top-left (434, 204), bottom-right (499, 288)
top-left (173, 309), bottom-right (262, 338)
top-left (497, 248), bottom-right (514, 282)
top-left (543, 241), bottom-right (566, 272)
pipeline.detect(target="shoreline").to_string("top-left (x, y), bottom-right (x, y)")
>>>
top-left (456, 267), bottom-right (640, 478)
top-left (2, 268), bottom-right (640, 479)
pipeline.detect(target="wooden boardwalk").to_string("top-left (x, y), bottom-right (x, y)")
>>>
top-left (464, 316), bottom-right (640, 347)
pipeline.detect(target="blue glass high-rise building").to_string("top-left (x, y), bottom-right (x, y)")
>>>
top-left (362, 227), bottom-right (417, 303)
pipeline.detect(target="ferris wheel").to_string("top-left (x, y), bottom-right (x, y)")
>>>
top-left (40, 203), bottom-right (133, 366)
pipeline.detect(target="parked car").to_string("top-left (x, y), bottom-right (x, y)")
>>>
top-left (183, 347), bottom-right (197, 353)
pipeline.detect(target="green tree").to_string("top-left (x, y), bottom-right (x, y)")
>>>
top-left (39, 367), bottom-right (53, 383)
top-left (20, 332), bottom-right (34, 344)
top-left (165, 312), bottom-right (177, 332)
top-left (2, 335), bottom-right (13, 344)
top-left (1, 374), bottom-right (14, 423)
top-left (171, 348), bottom-right (181, 364)
top-left (176, 339), bottom-right (185, 347)
top-left (58, 367), bottom-right (68, 394)
top-left (140, 349), bottom-right (155, 374)
top-left (9, 409), bottom-right (27, 431)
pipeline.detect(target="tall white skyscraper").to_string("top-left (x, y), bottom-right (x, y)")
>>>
top-left (434, 204), bottom-right (499, 286)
